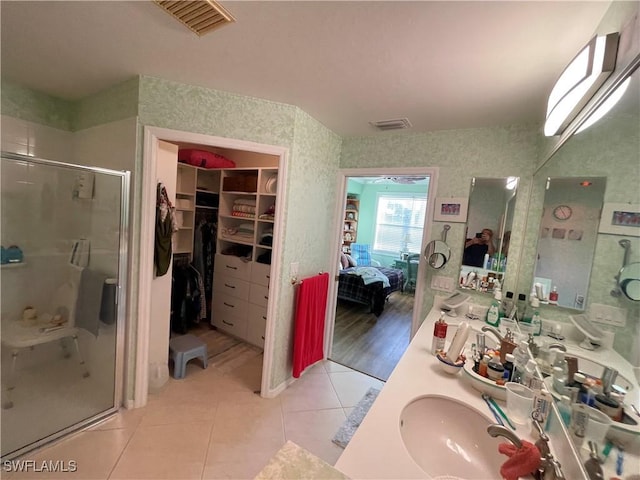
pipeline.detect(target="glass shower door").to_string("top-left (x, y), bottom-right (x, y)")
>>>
top-left (1, 153), bottom-right (129, 458)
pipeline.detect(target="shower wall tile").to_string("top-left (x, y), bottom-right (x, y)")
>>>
top-left (1, 115), bottom-right (73, 161)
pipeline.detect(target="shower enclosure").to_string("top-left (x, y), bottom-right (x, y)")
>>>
top-left (0, 153), bottom-right (129, 459)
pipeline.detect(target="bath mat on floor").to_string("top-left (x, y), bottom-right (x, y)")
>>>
top-left (332, 387), bottom-right (381, 449)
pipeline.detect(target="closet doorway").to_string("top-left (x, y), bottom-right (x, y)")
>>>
top-left (138, 127), bottom-right (287, 407)
top-left (326, 168), bottom-right (438, 381)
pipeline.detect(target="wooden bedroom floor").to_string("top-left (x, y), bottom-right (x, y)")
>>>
top-left (329, 291), bottom-right (413, 381)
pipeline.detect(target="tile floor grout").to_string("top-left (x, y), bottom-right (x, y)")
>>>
top-left (4, 357), bottom-right (384, 480)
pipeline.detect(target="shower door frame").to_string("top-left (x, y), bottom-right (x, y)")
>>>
top-left (0, 152), bottom-right (130, 460)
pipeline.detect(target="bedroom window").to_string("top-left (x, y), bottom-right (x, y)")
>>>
top-left (373, 194), bottom-right (427, 255)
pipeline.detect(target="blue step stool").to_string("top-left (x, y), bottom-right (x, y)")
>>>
top-left (169, 334), bottom-right (208, 379)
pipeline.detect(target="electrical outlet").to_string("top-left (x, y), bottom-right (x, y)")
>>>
top-left (431, 275), bottom-right (454, 292)
top-left (590, 303), bottom-right (627, 327)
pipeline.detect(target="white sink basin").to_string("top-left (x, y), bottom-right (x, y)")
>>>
top-left (399, 395), bottom-right (504, 479)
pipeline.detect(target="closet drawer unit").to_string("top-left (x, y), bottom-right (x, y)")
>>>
top-left (212, 292), bottom-right (249, 318)
top-left (247, 304), bottom-right (267, 348)
top-left (249, 284), bottom-right (269, 307)
top-left (251, 262), bottom-right (271, 287)
top-left (215, 253), bottom-right (252, 281)
top-left (213, 272), bottom-right (250, 300)
top-left (211, 309), bottom-right (247, 339)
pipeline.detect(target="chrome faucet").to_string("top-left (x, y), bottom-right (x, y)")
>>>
top-left (481, 325), bottom-right (504, 344)
top-left (487, 424), bottom-right (521, 448)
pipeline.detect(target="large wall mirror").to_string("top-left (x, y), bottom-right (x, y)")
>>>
top-left (517, 58), bottom-right (640, 362)
top-left (533, 176), bottom-right (606, 310)
top-left (459, 177), bottom-right (518, 294)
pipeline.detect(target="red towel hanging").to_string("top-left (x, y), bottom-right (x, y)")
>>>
top-left (292, 272), bottom-right (330, 378)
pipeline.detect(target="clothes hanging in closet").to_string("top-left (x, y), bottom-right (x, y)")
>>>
top-left (193, 216), bottom-right (217, 320)
top-left (170, 264), bottom-right (203, 334)
top-left (154, 182), bottom-right (178, 276)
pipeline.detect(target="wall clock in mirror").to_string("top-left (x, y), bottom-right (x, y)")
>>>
top-left (553, 205), bottom-right (573, 220)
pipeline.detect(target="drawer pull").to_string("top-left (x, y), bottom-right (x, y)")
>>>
top-left (223, 320), bottom-right (234, 326)
top-left (225, 265), bottom-right (238, 270)
top-left (261, 335), bottom-right (265, 340)
top-left (266, 275), bottom-right (270, 279)
top-left (264, 296), bottom-right (269, 300)
top-left (262, 316), bottom-right (267, 320)
top-left (224, 283), bottom-right (236, 289)
top-left (223, 302), bottom-right (235, 308)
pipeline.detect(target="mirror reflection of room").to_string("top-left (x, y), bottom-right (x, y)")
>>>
top-left (533, 177), bottom-right (606, 310)
top-left (460, 177), bottom-right (518, 293)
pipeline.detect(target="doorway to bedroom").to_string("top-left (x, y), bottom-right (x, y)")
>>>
top-left (328, 171), bottom-right (435, 381)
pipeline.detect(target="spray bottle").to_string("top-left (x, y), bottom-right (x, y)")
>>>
top-left (431, 311), bottom-right (448, 355)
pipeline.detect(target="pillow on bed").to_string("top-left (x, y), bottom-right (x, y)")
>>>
top-left (340, 253), bottom-right (350, 270)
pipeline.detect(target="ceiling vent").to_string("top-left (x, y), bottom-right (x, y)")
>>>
top-left (154, 0), bottom-right (236, 36)
top-left (370, 118), bottom-right (412, 131)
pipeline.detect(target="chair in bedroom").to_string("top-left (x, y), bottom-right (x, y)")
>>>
top-left (350, 243), bottom-right (380, 267)
top-left (405, 253), bottom-right (420, 293)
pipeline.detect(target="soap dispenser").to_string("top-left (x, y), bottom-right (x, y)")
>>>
top-left (485, 289), bottom-right (501, 328)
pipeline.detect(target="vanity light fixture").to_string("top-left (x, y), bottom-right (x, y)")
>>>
top-left (544, 32), bottom-right (619, 137)
top-left (576, 76), bottom-right (632, 134)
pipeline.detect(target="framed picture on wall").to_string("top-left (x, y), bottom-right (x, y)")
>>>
top-left (434, 197), bottom-right (468, 223)
top-left (599, 203), bottom-right (640, 236)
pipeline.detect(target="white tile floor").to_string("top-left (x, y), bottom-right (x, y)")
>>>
top-left (2, 356), bottom-right (384, 480)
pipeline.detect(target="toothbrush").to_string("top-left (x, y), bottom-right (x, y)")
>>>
top-left (481, 394), bottom-right (504, 426)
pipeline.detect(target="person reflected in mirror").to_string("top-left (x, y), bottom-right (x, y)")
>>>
top-left (463, 228), bottom-right (496, 267)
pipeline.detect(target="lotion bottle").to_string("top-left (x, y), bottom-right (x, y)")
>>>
top-left (431, 312), bottom-right (448, 355)
top-left (447, 321), bottom-right (470, 362)
top-left (485, 290), bottom-right (501, 327)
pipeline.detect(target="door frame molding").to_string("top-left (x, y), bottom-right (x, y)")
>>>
top-left (324, 166), bottom-right (439, 358)
top-left (136, 126), bottom-right (288, 407)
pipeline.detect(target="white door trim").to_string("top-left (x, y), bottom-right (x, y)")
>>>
top-left (324, 166), bottom-right (439, 358)
top-left (136, 126), bottom-right (288, 407)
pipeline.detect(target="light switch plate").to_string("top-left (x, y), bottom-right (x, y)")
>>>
top-left (431, 275), bottom-right (454, 292)
top-left (590, 303), bottom-right (627, 327)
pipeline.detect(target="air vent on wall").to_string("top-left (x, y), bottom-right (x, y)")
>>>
top-left (154, 0), bottom-right (235, 36)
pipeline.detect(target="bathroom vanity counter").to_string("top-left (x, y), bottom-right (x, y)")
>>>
top-left (335, 302), bottom-right (639, 479)
top-left (335, 306), bottom-right (551, 479)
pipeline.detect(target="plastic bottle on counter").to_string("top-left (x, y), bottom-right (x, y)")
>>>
top-left (431, 311), bottom-right (448, 356)
top-left (503, 353), bottom-right (515, 382)
top-left (558, 395), bottom-right (572, 426)
top-left (549, 286), bottom-right (559, 305)
top-left (511, 340), bottom-right (530, 384)
top-left (571, 373), bottom-right (589, 403)
top-left (523, 359), bottom-right (538, 388)
top-left (479, 354), bottom-right (491, 378)
top-left (485, 289), bottom-right (501, 328)
top-left (530, 295), bottom-right (542, 336)
top-left (447, 321), bottom-right (470, 362)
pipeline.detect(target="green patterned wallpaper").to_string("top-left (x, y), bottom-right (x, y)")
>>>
top-left (340, 125), bottom-right (540, 319)
top-left (1, 80), bottom-right (73, 131)
top-left (137, 76), bottom-right (341, 389)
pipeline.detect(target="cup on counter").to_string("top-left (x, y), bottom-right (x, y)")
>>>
top-left (584, 405), bottom-right (612, 447)
top-left (505, 382), bottom-right (535, 425)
